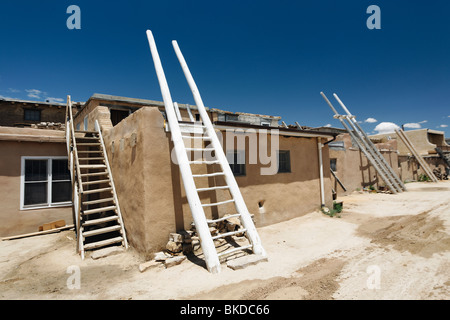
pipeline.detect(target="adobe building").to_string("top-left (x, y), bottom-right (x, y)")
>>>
top-left (325, 127), bottom-right (449, 196)
top-left (0, 98), bottom-right (83, 237)
top-left (70, 94), bottom-right (336, 257)
top-left (327, 131), bottom-right (400, 196)
top-left (371, 128), bottom-right (450, 182)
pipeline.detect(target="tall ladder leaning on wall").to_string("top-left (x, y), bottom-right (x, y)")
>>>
top-left (65, 96), bottom-right (128, 259)
top-left (321, 92), bottom-right (407, 194)
top-left (146, 30), bottom-right (266, 274)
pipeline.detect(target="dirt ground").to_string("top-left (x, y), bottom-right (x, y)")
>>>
top-left (1, 181), bottom-right (449, 300)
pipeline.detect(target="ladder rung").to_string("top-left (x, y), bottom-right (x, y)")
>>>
top-left (82, 197), bottom-right (114, 206)
top-left (196, 185), bottom-right (230, 192)
top-left (189, 160), bottom-right (220, 165)
top-left (81, 171), bottom-right (108, 178)
top-left (83, 205), bottom-right (117, 215)
top-left (83, 225), bottom-right (121, 237)
top-left (192, 172), bottom-right (225, 178)
top-left (202, 199), bottom-right (235, 207)
top-left (79, 165), bottom-right (107, 169)
top-left (211, 228), bottom-right (247, 240)
top-left (181, 135), bottom-right (211, 140)
top-left (206, 213), bottom-right (241, 224)
top-left (82, 215), bottom-right (118, 226)
top-left (186, 148), bottom-right (211, 152)
top-left (76, 137), bottom-right (99, 140)
top-left (77, 150), bottom-right (103, 153)
top-left (217, 244), bottom-right (253, 257)
top-left (180, 124), bottom-right (206, 128)
top-left (83, 187), bottom-right (112, 195)
top-left (79, 157), bottom-right (104, 161)
top-left (82, 179), bottom-right (110, 186)
top-left (77, 143), bottom-right (101, 146)
top-left (75, 130), bottom-right (97, 134)
top-left (83, 237), bottom-right (123, 250)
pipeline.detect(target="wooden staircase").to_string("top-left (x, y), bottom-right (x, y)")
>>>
top-left (65, 98), bottom-right (128, 259)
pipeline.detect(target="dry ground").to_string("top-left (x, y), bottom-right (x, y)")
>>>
top-left (0, 181), bottom-right (449, 300)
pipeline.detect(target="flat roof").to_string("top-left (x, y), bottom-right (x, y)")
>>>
top-left (0, 97), bottom-right (83, 107)
top-left (213, 121), bottom-right (336, 138)
top-left (83, 93), bottom-right (281, 120)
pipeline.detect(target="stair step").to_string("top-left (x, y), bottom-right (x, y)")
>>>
top-left (77, 150), bottom-right (103, 154)
top-left (189, 160), bottom-right (220, 165)
top-left (82, 197), bottom-right (114, 206)
top-left (77, 143), bottom-right (101, 146)
top-left (206, 213), bottom-right (241, 224)
top-left (83, 205), bottom-right (117, 215)
top-left (192, 172), bottom-right (225, 178)
top-left (79, 165), bottom-right (107, 169)
top-left (81, 171), bottom-right (108, 178)
top-left (82, 179), bottom-right (110, 186)
top-left (76, 136), bottom-right (99, 139)
top-left (82, 215), bottom-right (119, 226)
top-left (211, 228), bottom-right (247, 240)
top-left (75, 130), bottom-right (98, 134)
top-left (79, 157), bottom-right (105, 161)
top-left (83, 187), bottom-right (113, 195)
top-left (83, 225), bottom-right (122, 237)
top-left (217, 244), bottom-right (253, 258)
top-left (83, 236), bottom-right (123, 250)
top-left (202, 199), bottom-right (235, 207)
top-left (196, 185), bottom-right (230, 192)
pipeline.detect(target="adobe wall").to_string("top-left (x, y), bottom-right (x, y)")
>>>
top-left (371, 129), bottom-right (443, 156)
top-left (0, 136), bottom-right (73, 237)
top-left (329, 133), bottom-right (401, 195)
top-left (102, 107), bottom-right (177, 257)
top-left (0, 101), bottom-right (71, 127)
top-left (100, 107), bottom-right (334, 257)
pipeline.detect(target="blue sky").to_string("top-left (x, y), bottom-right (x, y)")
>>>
top-left (0, 0), bottom-right (449, 136)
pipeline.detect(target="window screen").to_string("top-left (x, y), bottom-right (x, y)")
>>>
top-left (278, 150), bottom-right (291, 173)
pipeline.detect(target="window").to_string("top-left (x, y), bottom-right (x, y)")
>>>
top-left (110, 109), bottom-right (130, 126)
top-left (195, 113), bottom-right (201, 122)
top-left (277, 150), bottom-right (291, 173)
top-left (83, 115), bottom-right (89, 130)
top-left (330, 158), bottom-right (337, 172)
top-left (21, 157), bottom-right (72, 209)
top-left (227, 150), bottom-right (246, 176)
top-left (24, 109), bottom-right (41, 121)
top-left (225, 114), bottom-right (239, 123)
top-left (261, 120), bottom-right (271, 127)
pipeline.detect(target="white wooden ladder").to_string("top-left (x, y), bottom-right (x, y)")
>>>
top-left (146, 30), bottom-right (266, 273)
top-left (65, 97), bottom-right (128, 259)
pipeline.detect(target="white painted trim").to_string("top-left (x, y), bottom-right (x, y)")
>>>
top-left (172, 39), bottom-right (267, 260)
top-left (20, 156), bottom-right (72, 211)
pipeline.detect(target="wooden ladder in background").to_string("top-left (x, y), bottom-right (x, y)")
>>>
top-left (65, 97), bottom-right (128, 259)
top-left (395, 129), bottom-right (439, 182)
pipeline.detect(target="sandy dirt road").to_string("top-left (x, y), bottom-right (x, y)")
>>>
top-left (0, 181), bottom-right (449, 300)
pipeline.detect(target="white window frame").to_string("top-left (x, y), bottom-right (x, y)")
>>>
top-left (20, 156), bottom-right (72, 210)
top-left (83, 115), bottom-right (89, 131)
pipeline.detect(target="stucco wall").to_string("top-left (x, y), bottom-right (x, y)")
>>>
top-left (0, 138), bottom-right (73, 237)
top-left (329, 133), bottom-right (401, 195)
top-left (0, 101), bottom-right (70, 127)
top-left (100, 107), bottom-right (333, 257)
